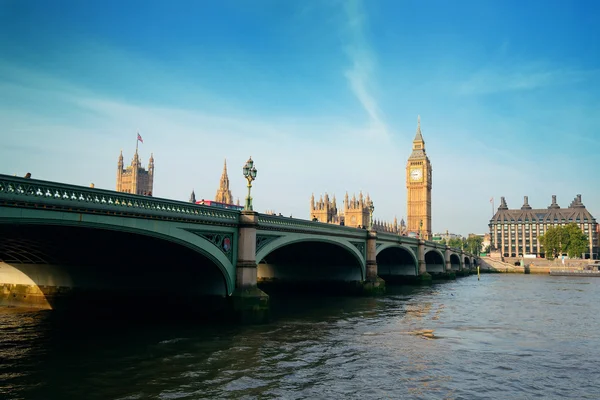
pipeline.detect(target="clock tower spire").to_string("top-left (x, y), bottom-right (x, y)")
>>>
top-left (406, 115), bottom-right (432, 239)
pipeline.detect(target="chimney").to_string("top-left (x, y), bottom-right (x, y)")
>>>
top-left (521, 195), bottom-right (532, 210)
top-left (499, 196), bottom-right (508, 210)
top-left (548, 194), bottom-right (560, 209)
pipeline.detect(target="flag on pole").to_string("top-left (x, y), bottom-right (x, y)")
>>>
top-left (137, 133), bottom-right (144, 143)
top-left (490, 197), bottom-right (493, 203)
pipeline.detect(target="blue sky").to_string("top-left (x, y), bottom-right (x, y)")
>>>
top-left (1, 0), bottom-right (599, 236)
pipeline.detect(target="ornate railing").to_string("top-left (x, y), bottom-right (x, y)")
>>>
top-left (0, 174), bottom-right (240, 225)
top-left (377, 232), bottom-right (418, 245)
top-left (257, 214), bottom-right (367, 237)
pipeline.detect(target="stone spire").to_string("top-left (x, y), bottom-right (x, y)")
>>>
top-left (189, 190), bottom-right (196, 203)
top-left (409, 115), bottom-right (427, 160)
top-left (148, 153), bottom-right (154, 176)
top-left (215, 159), bottom-right (233, 204)
top-left (414, 115), bottom-right (424, 142)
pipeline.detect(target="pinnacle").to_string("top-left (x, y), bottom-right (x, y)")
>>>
top-left (414, 115), bottom-right (424, 142)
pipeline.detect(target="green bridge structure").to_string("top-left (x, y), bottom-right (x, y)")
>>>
top-left (0, 174), bottom-right (478, 322)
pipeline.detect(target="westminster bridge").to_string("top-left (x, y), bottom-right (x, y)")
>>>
top-left (0, 174), bottom-right (478, 322)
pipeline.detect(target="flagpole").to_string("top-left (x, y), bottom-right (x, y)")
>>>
top-left (136, 131), bottom-right (139, 154)
top-left (491, 198), bottom-right (494, 217)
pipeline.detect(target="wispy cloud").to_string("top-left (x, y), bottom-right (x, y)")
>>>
top-left (342, 0), bottom-right (388, 139)
top-left (458, 64), bottom-right (596, 95)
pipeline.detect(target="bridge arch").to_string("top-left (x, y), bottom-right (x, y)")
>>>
top-left (450, 253), bottom-right (461, 271)
top-left (256, 234), bottom-right (365, 283)
top-left (0, 214), bottom-right (235, 298)
top-left (425, 249), bottom-right (445, 274)
top-left (376, 244), bottom-right (418, 277)
top-left (464, 256), bottom-right (472, 269)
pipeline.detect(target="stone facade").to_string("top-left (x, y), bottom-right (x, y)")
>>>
top-left (489, 194), bottom-right (598, 258)
top-left (116, 150), bottom-right (154, 195)
top-left (406, 116), bottom-right (432, 239)
top-left (309, 192), bottom-right (404, 232)
top-left (310, 192), bottom-right (370, 228)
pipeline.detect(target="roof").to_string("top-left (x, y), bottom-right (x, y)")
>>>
top-left (490, 195), bottom-right (596, 224)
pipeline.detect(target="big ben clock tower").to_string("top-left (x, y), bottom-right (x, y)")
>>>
top-left (406, 116), bottom-right (432, 239)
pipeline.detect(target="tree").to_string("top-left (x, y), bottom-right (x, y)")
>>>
top-left (448, 238), bottom-right (464, 249)
top-left (563, 223), bottom-right (589, 258)
top-left (540, 224), bottom-right (589, 259)
top-left (539, 226), bottom-right (564, 259)
top-left (466, 235), bottom-right (484, 254)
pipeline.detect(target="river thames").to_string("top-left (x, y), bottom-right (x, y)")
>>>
top-left (1, 274), bottom-right (599, 399)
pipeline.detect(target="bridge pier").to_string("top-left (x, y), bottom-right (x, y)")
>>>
top-left (436, 246), bottom-right (456, 280)
top-left (417, 240), bottom-right (432, 284)
top-left (230, 211), bottom-right (269, 324)
top-left (362, 230), bottom-right (385, 295)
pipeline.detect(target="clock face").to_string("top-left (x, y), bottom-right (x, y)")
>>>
top-left (410, 168), bottom-right (423, 181)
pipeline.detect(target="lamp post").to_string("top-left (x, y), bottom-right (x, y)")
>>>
top-left (368, 200), bottom-right (374, 230)
top-left (419, 219), bottom-right (423, 239)
top-left (242, 157), bottom-right (257, 211)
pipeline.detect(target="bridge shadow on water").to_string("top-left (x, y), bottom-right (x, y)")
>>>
top-left (0, 224), bottom-right (234, 324)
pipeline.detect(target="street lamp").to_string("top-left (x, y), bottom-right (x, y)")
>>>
top-left (419, 219), bottom-right (423, 239)
top-left (242, 157), bottom-right (257, 211)
top-left (368, 200), bottom-right (374, 230)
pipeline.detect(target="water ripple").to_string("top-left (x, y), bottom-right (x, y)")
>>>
top-left (1, 275), bottom-right (600, 399)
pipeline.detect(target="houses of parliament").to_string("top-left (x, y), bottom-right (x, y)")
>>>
top-left (116, 149), bottom-right (154, 195)
top-left (114, 117), bottom-right (434, 238)
top-left (309, 116), bottom-right (433, 238)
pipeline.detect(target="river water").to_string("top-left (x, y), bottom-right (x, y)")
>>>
top-left (1, 274), bottom-right (599, 399)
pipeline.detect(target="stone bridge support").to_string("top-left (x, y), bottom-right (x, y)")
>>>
top-left (417, 240), bottom-right (432, 284)
top-left (439, 246), bottom-right (456, 280)
top-left (231, 211), bottom-right (269, 323)
top-left (363, 230), bottom-right (385, 294)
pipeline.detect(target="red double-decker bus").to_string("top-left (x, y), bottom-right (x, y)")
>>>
top-left (195, 200), bottom-right (244, 211)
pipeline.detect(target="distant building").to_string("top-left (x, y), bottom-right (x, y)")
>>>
top-left (432, 232), bottom-right (463, 244)
top-left (309, 192), bottom-right (363, 227)
top-left (215, 159), bottom-right (234, 204)
top-left (117, 150), bottom-right (154, 195)
top-left (188, 158), bottom-right (242, 210)
top-left (309, 192), bottom-right (404, 232)
top-left (489, 195), bottom-right (598, 259)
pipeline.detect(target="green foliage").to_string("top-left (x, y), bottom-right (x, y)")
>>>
top-left (539, 223), bottom-right (588, 259)
top-left (563, 223), bottom-right (589, 258)
top-left (448, 238), bottom-right (465, 249)
top-left (466, 236), bottom-right (484, 255)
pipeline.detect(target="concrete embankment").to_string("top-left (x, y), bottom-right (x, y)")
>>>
top-left (479, 258), bottom-right (595, 274)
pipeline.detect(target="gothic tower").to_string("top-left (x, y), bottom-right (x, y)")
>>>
top-left (310, 193), bottom-right (339, 223)
top-left (215, 159), bottom-right (233, 204)
top-left (116, 149), bottom-right (154, 195)
top-left (406, 116), bottom-right (432, 239)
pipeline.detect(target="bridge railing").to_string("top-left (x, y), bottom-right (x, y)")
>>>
top-left (257, 214), bottom-right (368, 238)
top-left (0, 174), bottom-right (240, 224)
